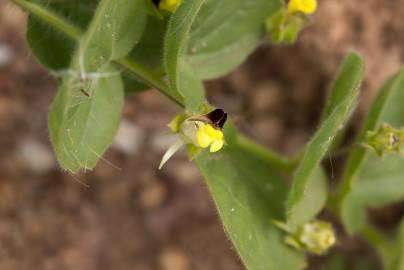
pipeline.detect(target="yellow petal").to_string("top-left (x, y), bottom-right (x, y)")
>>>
top-left (212, 129), bottom-right (223, 140)
top-left (210, 139), bottom-right (224, 153)
top-left (288, 0), bottom-right (317, 14)
top-left (204, 124), bottom-right (217, 137)
top-left (197, 126), bottom-right (211, 148)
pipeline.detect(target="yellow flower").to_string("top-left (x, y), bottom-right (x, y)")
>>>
top-left (287, 0), bottom-right (317, 15)
top-left (159, 0), bottom-right (182, 13)
top-left (196, 123), bottom-right (224, 153)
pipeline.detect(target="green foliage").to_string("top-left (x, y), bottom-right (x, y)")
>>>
top-left (188, 0), bottom-right (282, 79)
top-left (286, 53), bottom-right (364, 229)
top-left (339, 70), bottom-right (404, 234)
top-left (12, 0), bottom-right (404, 269)
top-left (163, 0), bottom-right (206, 107)
top-left (48, 0), bottom-right (147, 173)
top-left (26, 0), bottom-right (96, 69)
top-left (196, 135), bottom-right (306, 270)
top-left (393, 219), bottom-right (404, 270)
top-left (266, 9), bottom-right (308, 44)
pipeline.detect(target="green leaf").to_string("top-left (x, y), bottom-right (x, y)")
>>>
top-left (48, 0), bottom-right (147, 173)
top-left (164, 0), bottom-right (207, 106)
top-left (392, 219), bottom-right (404, 270)
top-left (195, 135), bottom-right (305, 270)
top-left (48, 63), bottom-right (123, 173)
top-left (339, 69), bottom-right (404, 234)
top-left (188, 0), bottom-right (282, 79)
top-left (177, 60), bottom-right (205, 111)
top-left (287, 166), bottom-right (328, 227)
top-left (26, 0), bottom-right (150, 93)
top-left (286, 53), bottom-right (364, 229)
top-left (322, 53), bottom-right (365, 121)
top-left (79, 0), bottom-right (147, 62)
top-left (129, 16), bottom-right (168, 70)
top-left (27, 0), bottom-right (96, 70)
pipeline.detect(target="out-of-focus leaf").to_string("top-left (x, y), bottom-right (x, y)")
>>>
top-left (340, 69), bottom-right (404, 234)
top-left (322, 53), bottom-right (365, 120)
top-left (188, 0), bottom-right (282, 79)
top-left (195, 134), bottom-right (305, 270)
top-left (177, 60), bottom-right (205, 111)
top-left (392, 219), bottom-right (404, 270)
top-left (26, 0), bottom-right (150, 93)
top-left (48, 63), bottom-right (123, 172)
top-left (286, 53), bottom-right (364, 229)
top-left (48, 0), bottom-right (147, 173)
top-left (27, 0), bottom-right (97, 70)
top-left (129, 16), bottom-right (168, 70)
top-left (164, 0), bottom-right (206, 107)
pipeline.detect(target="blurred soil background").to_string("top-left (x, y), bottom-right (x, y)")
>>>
top-left (0, 0), bottom-right (404, 269)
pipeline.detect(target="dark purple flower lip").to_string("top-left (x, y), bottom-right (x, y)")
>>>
top-left (188, 109), bottom-right (227, 130)
top-left (204, 109), bottom-right (227, 129)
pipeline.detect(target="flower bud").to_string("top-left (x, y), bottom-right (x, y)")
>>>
top-left (273, 219), bottom-right (336, 255)
top-left (365, 124), bottom-right (404, 156)
top-left (295, 220), bottom-right (336, 255)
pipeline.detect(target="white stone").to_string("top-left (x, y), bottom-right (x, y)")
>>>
top-left (112, 120), bottom-right (145, 155)
top-left (17, 140), bottom-right (55, 174)
top-left (0, 43), bottom-right (14, 67)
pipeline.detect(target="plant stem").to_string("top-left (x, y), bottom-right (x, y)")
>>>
top-left (237, 135), bottom-right (298, 173)
top-left (12, 0), bottom-right (82, 40)
top-left (116, 58), bottom-right (183, 107)
top-left (361, 225), bottom-right (393, 269)
top-left (10, 0), bottom-right (184, 108)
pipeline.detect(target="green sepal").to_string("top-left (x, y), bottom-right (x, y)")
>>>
top-left (168, 114), bottom-right (187, 133)
top-left (266, 8), bottom-right (310, 44)
top-left (187, 144), bottom-right (202, 161)
top-left (144, 0), bottom-right (164, 19)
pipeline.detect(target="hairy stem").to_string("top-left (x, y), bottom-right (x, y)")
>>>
top-left (237, 135), bottom-right (299, 173)
top-left (11, 0), bottom-right (184, 107)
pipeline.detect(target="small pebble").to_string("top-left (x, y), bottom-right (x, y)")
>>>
top-left (139, 182), bottom-right (167, 209)
top-left (167, 162), bottom-right (200, 184)
top-left (112, 120), bottom-right (145, 155)
top-left (0, 43), bottom-right (14, 68)
top-left (17, 140), bottom-right (55, 174)
top-left (159, 247), bottom-right (190, 270)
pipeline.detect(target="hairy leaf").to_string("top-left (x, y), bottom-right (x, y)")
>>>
top-left (27, 0), bottom-right (97, 70)
top-left (26, 0), bottom-right (149, 94)
top-left (196, 135), bottom-right (305, 270)
top-left (48, 0), bottom-right (147, 173)
top-left (340, 69), bottom-right (404, 234)
top-left (286, 53), bottom-right (364, 229)
top-left (188, 0), bottom-right (282, 79)
top-left (164, 0), bottom-right (207, 106)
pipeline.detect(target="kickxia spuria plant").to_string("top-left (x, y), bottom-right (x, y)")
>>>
top-left (9, 0), bottom-right (404, 269)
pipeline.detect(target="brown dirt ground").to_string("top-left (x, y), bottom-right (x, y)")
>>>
top-left (1, 0), bottom-right (404, 269)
